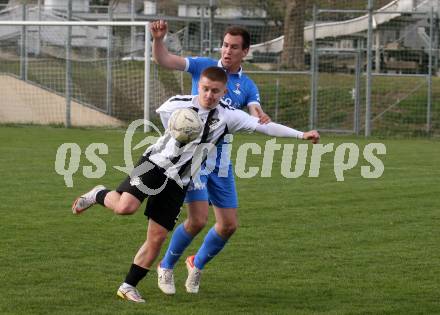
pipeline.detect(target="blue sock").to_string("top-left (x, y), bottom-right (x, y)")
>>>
top-left (194, 227), bottom-right (227, 270)
top-left (161, 224), bottom-right (193, 269)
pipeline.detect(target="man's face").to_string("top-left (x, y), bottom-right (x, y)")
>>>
top-left (221, 33), bottom-right (249, 70)
top-left (197, 76), bottom-right (227, 110)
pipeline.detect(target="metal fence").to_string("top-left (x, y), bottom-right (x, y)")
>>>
top-left (308, 2), bottom-right (440, 137)
top-left (0, 1), bottom-right (440, 137)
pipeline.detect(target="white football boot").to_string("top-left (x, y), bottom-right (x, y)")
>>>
top-left (116, 283), bottom-right (145, 303)
top-left (185, 255), bottom-right (202, 294)
top-left (71, 185), bottom-right (106, 214)
top-left (157, 263), bottom-right (176, 295)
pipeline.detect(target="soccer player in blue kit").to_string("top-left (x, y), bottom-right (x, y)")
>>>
top-left (150, 20), bottom-right (274, 294)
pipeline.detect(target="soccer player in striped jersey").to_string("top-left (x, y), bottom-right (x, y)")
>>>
top-left (72, 67), bottom-right (319, 302)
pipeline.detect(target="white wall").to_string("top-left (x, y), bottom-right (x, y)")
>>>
top-left (144, 1), bottom-right (156, 15)
top-left (178, 4), bottom-right (266, 18)
top-left (44, 0), bottom-right (89, 12)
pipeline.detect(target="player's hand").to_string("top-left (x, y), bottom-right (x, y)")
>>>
top-left (150, 20), bottom-right (168, 40)
top-left (303, 130), bottom-right (320, 144)
top-left (258, 112), bottom-right (271, 124)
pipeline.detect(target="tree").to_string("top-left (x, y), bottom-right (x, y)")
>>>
top-left (280, 0), bottom-right (306, 70)
top-left (261, 0), bottom-right (284, 26)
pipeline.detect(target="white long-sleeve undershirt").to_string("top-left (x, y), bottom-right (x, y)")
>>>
top-left (255, 122), bottom-right (304, 139)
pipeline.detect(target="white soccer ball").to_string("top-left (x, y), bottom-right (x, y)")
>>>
top-left (168, 108), bottom-right (203, 143)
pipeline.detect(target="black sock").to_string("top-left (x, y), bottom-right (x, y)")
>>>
top-left (96, 189), bottom-right (110, 206)
top-left (124, 264), bottom-right (149, 287)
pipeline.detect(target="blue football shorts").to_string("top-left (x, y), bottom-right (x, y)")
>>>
top-left (185, 163), bottom-right (238, 209)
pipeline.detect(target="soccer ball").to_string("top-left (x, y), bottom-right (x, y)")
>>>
top-left (168, 108), bottom-right (203, 143)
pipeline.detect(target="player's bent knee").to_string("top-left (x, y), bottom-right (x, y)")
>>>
top-left (151, 233), bottom-right (167, 246)
top-left (187, 216), bottom-right (208, 232)
top-left (148, 230), bottom-right (168, 249)
top-left (218, 222), bottom-right (238, 238)
top-left (114, 203), bottom-right (138, 215)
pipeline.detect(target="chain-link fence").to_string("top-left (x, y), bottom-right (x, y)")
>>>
top-left (158, 0), bottom-right (440, 137)
top-left (0, 4), bottom-right (149, 127)
top-left (0, 1), bottom-right (439, 137)
top-left (309, 1), bottom-right (439, 137)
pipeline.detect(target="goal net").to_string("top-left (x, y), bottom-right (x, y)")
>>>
top-left (0, 7), bottom-right (157, 128)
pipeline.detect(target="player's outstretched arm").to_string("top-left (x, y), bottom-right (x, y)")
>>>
top-left (302, 130), bottom-right (320, 144)
top-left (150, 20), bottom-right (186, 71)
top-left (255, 122), bottom-right (320, 143)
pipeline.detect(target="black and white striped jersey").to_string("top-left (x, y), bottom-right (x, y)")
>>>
top-left (144, 95), bottom-right (259, 187)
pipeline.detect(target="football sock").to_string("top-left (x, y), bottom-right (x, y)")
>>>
top-left (161, 223), bottom-right (193, 269)
top-left (194, 227), bottom-right (227, 270)
top-left (96, 189), bottom-right (110, 206)
top-left (124, 264), bottom-right (149, 287)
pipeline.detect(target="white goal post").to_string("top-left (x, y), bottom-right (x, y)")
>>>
top-left (0, 20), bottom-right (151, 131)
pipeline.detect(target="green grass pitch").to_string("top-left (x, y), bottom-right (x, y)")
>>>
top-left (1, 125), bottom-right (439, 314)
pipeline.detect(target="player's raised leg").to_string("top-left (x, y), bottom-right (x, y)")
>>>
top-left (73, 188), bottom-right (141, 215)
top-left (71, 185), bottom-right (106, 214)
top-left (99, 191), bottom-right (141, 215)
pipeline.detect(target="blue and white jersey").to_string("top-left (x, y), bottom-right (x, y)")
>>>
top-left (184, 57), bottom-right (260, 110)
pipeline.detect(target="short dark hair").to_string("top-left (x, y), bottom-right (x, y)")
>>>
top-left (200, 66), bottom-right (228, 84)
top-left (223, 26), bottom-right (251, 50)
